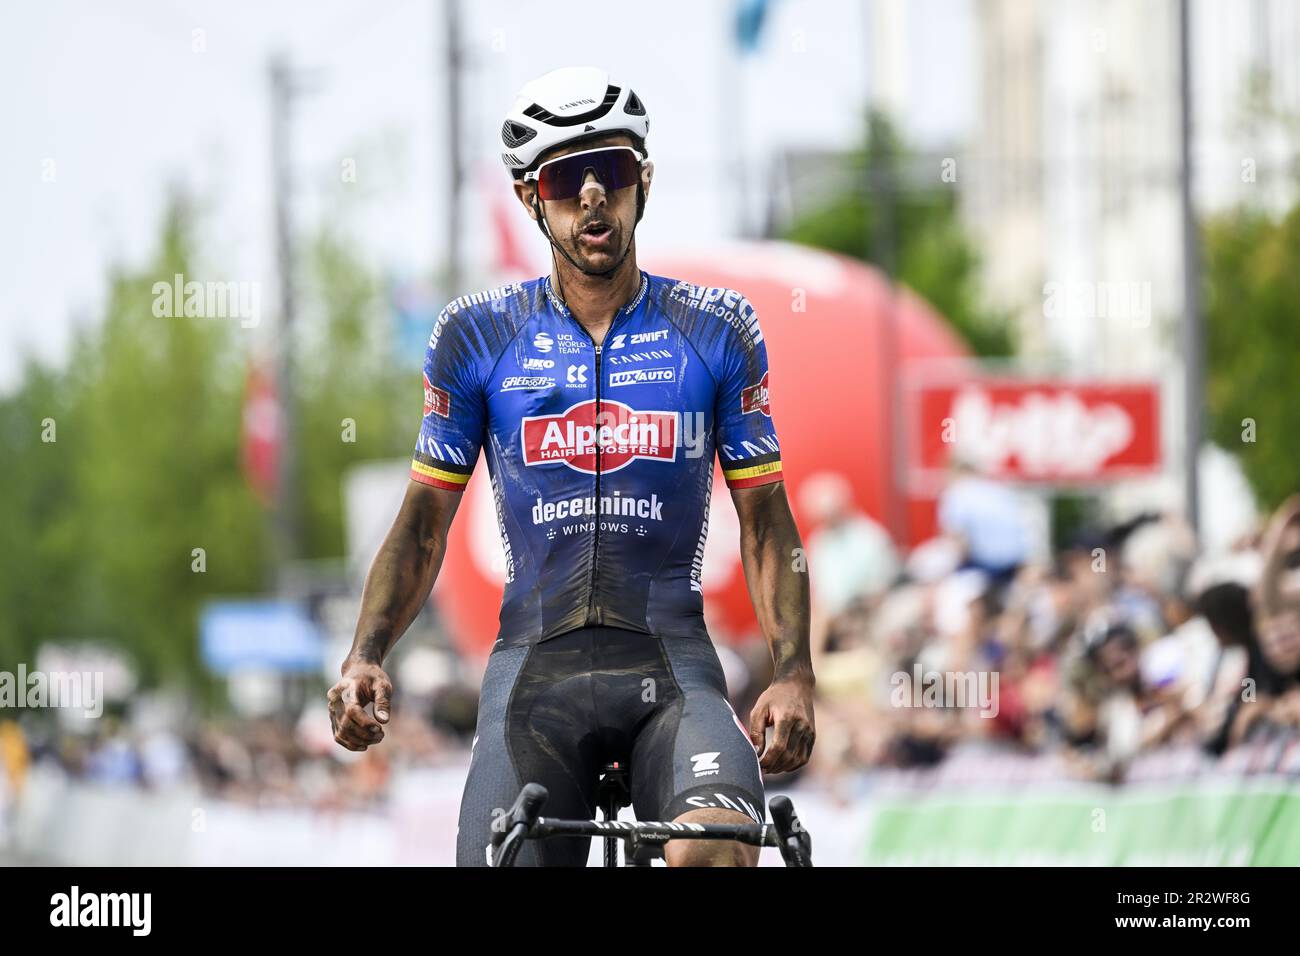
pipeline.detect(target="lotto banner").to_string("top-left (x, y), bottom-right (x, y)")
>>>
top-left (905, 370), bottom-right (1163, 492)
top-left (860, 783), bottom-right (1300, 866)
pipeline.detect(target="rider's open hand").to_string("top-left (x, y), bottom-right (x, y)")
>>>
top-left (748, 675), bottom-right (815, 774)
top-left (328, 661), bottom-right (393, 751)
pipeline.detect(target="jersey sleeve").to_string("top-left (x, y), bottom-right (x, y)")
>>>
top-left (409, 308), bottom-right (485, 491)
top-left (713, 293), bottom-right (784, 489)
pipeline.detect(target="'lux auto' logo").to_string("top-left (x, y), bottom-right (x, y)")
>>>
top-left (521, 399), bottom-right (677, 474)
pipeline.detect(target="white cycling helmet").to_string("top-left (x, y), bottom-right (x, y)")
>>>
top-left (500, 66), bottom-right (650, 177)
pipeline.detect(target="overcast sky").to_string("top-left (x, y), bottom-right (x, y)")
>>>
top-left (0, 0), bottom-right (973, 390)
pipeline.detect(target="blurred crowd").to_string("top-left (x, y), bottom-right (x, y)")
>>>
top-left (794, 470), bottom-right (1300, 789)
top-left (5, 474), bottom-right (1300, 832)
top-left (0, 684), bottom-right (479, 822)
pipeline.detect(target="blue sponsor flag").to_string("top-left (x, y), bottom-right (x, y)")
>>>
top-left (735, 0), bottom-right (773, 54)
top-left (390, 276), bottom-right (441, 369)
top-left (200, 600), bottom-right (323, 674)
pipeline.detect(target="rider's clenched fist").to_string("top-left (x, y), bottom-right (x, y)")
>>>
top-left (328, 661), bottom-right (393, 751)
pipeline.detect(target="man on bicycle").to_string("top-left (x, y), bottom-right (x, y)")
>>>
top-left (329, 67), bottom-right (814, 866)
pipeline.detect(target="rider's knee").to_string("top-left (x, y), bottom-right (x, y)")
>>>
top-left (665, 838), bottom-right (758, 868)
top-left (665, 807), bottom-right (761, 867)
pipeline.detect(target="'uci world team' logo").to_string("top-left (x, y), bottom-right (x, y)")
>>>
top-left (521, 399), bottom-right (678, 474)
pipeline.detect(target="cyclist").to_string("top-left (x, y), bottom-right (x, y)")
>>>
top-left (329, 66), bottom-right (814, 867)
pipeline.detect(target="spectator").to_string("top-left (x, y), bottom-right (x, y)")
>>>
top-left (800, 470), bottom-right (899, 655)
top-left (937, 460), bottom-right (1030, 585)
top-left (1066, 621), bottom-right (1194, 780)
top-left (1220, 497), bottom-right (1300, 746)
top-left (13, 493), bottom-right (1300, 820)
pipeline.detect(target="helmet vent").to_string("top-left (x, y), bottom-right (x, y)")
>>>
top-left (524, 85), bottom-right (619, 127)
top-left (623, 90), bottom-right (646, 116)
top-left (501, 120), bottom-right (537, 148)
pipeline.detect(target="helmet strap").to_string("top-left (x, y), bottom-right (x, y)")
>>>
top-left (531, 187), bottom-right (642, 281)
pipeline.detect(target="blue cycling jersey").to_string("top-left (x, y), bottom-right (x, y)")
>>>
top-left (410, 271), bottom-right (783, 645)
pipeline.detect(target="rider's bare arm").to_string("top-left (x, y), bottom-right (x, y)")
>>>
top-left (349, 479), bottom-right (462, 666)
top-left (731, 480), bottom-right (815, 773)
top-left (329, 480), bottom-right (462, 751)
top-left (732, 480), bottom-right (812, 682)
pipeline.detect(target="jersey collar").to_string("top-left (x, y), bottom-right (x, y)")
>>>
top-left (544, 270), bottom-right (649, 319)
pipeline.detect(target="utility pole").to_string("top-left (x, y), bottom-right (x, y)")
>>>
top-left (864, 0), bottom-right (907, 549)
top-left (1178, 0), bottom-right (1203, 535)
top-left (269, 52), bottom-right (301, 589)
top-left (444, 0), bottom-right (464, 297)
top-left (871, 118), bottom-right (907, 550)
top-left (723, 27), bottom-right (751, 237)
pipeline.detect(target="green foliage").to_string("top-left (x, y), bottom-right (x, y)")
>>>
top-left (782, 111), bottom-right (1013, 357)
top-left (0, 200), bottom-right (265, 681)
top-left (1203, 203), bottom-right (1300, 511)
top-left (0, 194), bottom-right (407, 686)
top-left (295, 226), bottom-right (416, 561)
top-left (0, 360), bottom-right (82, 669)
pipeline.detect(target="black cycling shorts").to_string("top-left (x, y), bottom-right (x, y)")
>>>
top-left (456, 626), bottom-right (766, 867)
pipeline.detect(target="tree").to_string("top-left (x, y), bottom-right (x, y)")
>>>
top-left (0, 188), bottom-right (423, 688)
top-left (68, 197), bottom-right (267, 682)
top-left (0, 197), bottom-right (270, 683)
top-left (782, 110), bottom-right (1013, 357)
top-left (1203, 202), bottom-right (1300, 511)
top-left (295, 224), bottom-right (417, 562)
top-left (0, 359), bottom-right (82, 668)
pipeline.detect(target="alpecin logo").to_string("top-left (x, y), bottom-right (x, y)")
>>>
top-left (423, 374), bottom-right (450, 418)
top-left (521, 399), bottom-right (678, 474)
top-left (741, 371), bottom-right (771, 417)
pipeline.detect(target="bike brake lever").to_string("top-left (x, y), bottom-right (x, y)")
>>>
top-left (769, 795), bottom-right (813, 867)
top-left (490, 783), bottom-right (549, 867)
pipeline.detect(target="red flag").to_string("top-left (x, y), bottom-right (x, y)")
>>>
top-left (490, 183), bottom-right (533, 277)
top-left (241, 360), bottom-right (280, 506)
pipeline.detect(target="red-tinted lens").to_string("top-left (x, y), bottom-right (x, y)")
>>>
top-left (536, 148), bottom-right (641, 201)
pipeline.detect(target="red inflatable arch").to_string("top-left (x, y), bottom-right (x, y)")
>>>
top-left (432, 241), bottom-right (971, 656)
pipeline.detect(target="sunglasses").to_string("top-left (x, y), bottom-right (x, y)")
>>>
top-left (524, 146), bottom-right (647, 201)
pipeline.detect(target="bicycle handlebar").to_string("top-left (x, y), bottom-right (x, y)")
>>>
top-left (531, 816), bottom-right (780, 847)
top-left (769, 795), bottom-right (813, 867)
top-left (490, 783), bottom-right (814, 867)
top-left (489, 782), bottom-right (548, 867)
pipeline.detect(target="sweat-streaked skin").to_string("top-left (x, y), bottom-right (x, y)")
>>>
top-left (732, 481), bottom-right (816, 777)
top-left (666, 807), bottom-right (760, 867)
top-left (332, 131), bottom-right (815, 865)
top-left (329, 481), bottom-right (460, 752)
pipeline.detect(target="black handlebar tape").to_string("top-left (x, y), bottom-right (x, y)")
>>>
top-left (769, 796), bottom-right (813, 867)
top-left (492, 783), bottom-right (549, 867)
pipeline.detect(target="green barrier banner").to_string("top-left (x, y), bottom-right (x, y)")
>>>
top-left (862, 784), bottom-right (1300, 865)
